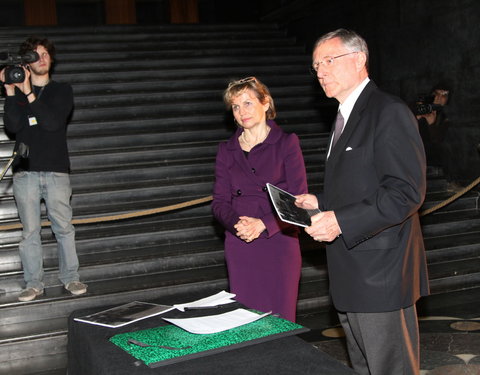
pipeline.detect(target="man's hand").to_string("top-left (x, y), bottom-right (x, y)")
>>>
top-left (305, 211), bottom-right (341, 242)
top-left (416, 111), bottom-right (437, 125)
top-left (295, 194), bottom-right (319, 210)
top-left (1, 66), bottom-right (32, 97)
top-left (234, 216), bottom-right (266, 243)
top-left (0, 68), bottom-right (16, 96)
top-left (15, 66), bottom-right (32, 95)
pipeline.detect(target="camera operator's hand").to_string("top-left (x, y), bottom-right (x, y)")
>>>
top-left (0, 68), bottom-right (16, 96)
top-left (416, 111), bottom-right (437, 125)
top-left (1, 66), bottom-right (32, 98)
top-left (16, 66), bottom-right (32, 97)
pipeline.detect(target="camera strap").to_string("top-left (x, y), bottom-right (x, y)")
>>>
top-left (26, 85), bottom-right (47, 126)
top-left (34, 85), bottom-right (46, 100)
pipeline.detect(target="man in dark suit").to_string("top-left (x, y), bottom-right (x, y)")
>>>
top-left (296, 29), bottom-right (429, 375)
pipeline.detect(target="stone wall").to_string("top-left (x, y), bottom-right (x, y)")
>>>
top-left (282, 0), bottom-right (480, 180)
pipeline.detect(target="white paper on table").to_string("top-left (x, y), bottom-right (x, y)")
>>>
top-left (173, 290), bottom-right (236, 312)
top-left (163, 308), bottom-right (271, 334)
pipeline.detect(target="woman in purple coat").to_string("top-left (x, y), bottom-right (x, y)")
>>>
top-left (212, 77), bottom-right (308, 322)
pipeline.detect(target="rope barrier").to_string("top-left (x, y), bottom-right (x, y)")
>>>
top-left (0, 175), bottom-right (477, 231)
top-left (420, 176), bottom-right (480, 216)
top-left (0, 195), bottom-right (213, 231)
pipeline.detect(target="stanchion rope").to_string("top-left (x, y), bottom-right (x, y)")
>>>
top-left (0, 195), bottom-right (214, 231)
top-left (0, 175), bottom-right (477, 231)
top-left (420, 176), bottom-right (480, 216)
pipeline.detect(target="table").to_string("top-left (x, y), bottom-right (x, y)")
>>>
top-left (67, 298), bottom-right (355, 375)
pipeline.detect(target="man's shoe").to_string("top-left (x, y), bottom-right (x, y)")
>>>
top-left (18, 287), bottom-right (44, 302)
top-left (65, 281), bottom-right (87, 296)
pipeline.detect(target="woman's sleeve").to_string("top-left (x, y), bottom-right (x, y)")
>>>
top-left (211, 143), bottom-right (239, 234)
top-left (262, 133), bottom-right (308, 237)
top-left (284, 134), bottom-right (308, 195)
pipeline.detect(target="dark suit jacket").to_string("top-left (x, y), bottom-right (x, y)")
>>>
top-left (321, 81), bottom-right (430, 313)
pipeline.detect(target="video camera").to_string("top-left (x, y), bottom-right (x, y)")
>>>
top-left (1, 51), bottom-right (39, 84)
top-left (413, 94), bottom-right (443, 115)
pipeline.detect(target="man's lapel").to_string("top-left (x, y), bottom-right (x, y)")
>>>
top-left (326, 81), bottom-right (376, 164)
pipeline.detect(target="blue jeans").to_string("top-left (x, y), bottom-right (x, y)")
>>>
top-left (13, 171), bottom-right (79, 289)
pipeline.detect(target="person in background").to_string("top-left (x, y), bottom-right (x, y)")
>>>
top-left (212, 76), bottom-right (308, 322)
top-left (416, 84), bottom-right (463, 191)
top-left (296, 29), bottom-right (429, 374)
top-left (1, 36), bottom-right (87, 302)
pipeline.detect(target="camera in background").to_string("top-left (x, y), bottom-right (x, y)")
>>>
top-left (412, 94), bottom-right (444, 115)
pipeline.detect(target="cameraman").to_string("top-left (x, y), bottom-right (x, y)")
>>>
top-left (416, 84), bottom-right (462, 191)
top-left (1, 36), bottom-right (87, 301)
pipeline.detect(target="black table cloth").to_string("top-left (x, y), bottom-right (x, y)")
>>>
top-left (67, 298), bottom-right (355, 375)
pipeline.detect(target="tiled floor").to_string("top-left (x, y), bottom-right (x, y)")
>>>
top-left (297, 288), bottom-right (480, 374)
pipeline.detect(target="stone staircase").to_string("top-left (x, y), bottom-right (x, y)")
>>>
top-left (0, 24), bottom-right (478, 374)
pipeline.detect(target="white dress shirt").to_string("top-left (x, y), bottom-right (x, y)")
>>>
top-left (327, 77), bottom-right (370, 158)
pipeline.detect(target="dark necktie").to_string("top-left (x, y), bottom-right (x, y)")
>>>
top-left (332, 111), bottom-right (344, 148)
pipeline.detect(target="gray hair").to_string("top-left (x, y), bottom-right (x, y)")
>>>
top-left (314, 29), bottom-right (369, 71)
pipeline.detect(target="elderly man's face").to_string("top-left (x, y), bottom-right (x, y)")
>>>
top-left (312, 37), bottom-right (367, 104)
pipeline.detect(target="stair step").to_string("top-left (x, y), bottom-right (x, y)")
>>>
top-left (0, 334), bottom-right (67, 375)
top-left (427, 257), bottom-right (480, 280)
top-left (425, 232), bottom-right (480, 258)
top-left (0, 277), bottom-right (228, 332)
top-left (421, 210), bottom-right (480, 236)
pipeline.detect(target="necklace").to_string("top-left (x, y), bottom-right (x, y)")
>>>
top-left (241, 127), bottom-right (270, 149)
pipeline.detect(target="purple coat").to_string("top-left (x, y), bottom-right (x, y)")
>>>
top-left (212, 120), bottom-right (308, 321)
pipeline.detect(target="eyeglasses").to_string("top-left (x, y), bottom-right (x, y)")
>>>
top-left (227, 76), bottom-right (258, 88)
top-left (310, 52), bottom-right (358, 74)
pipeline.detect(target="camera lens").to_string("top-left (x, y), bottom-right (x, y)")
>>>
top-left (5, 65), bottom-right (25, 84)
